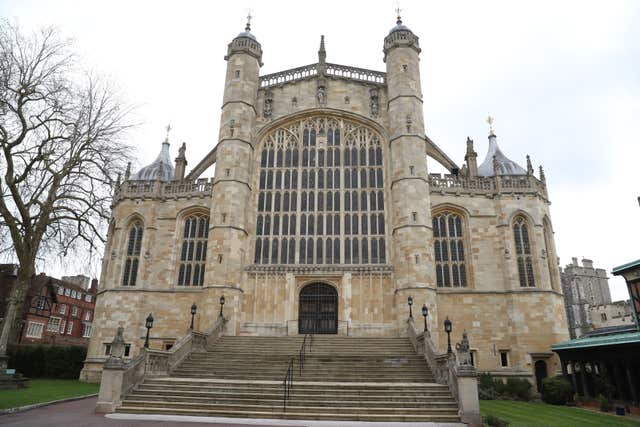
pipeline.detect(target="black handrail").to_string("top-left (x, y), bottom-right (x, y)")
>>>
top-left (282, 357), bottom-right (294, 411)
top-left (282, 334), bottom-right (313, 411)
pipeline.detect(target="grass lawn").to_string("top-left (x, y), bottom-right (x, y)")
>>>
top-left (481, 400), bottom-right (640, 427)
top-left (0, 379), bottom-right (99, 410)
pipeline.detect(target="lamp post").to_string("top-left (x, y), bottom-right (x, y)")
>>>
top-left (144, 313), bottom-right (154, 349)
top-left (219, 295), bottom-right (225, 318)
top-left (408, 296), bottom-right (413, 318)
top-left (444, 316), bottom-right (452, 354)
top-left (422, 304), bottom-right (428, 332)
top-left (190, 303), bottom-right (197, 330)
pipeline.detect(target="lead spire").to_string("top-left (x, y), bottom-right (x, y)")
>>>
top-left (318, 35), bottom-right (326, 64)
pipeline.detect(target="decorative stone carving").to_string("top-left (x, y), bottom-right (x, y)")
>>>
top-left (455, 330), bottom-right (472, 366)
top-left (369, 88), bottom-right (379, 117)
top-left (317, 85), bottom-right (326, 105)
top-left (406, 114), bottom-right (413, 133)
top-left (110, 327), bottom-right (125, 359)
top-left (291, 97), bottom-right (297, 108)
top-left (344, 96), bottom-right (350, 104)
top-left (263, 91), bottom-right (273, 118)
top-left (229, 119), bottom-right (235, 137)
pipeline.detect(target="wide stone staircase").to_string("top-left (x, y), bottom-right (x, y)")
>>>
top-left (115, 336), bottom-right (461, 422)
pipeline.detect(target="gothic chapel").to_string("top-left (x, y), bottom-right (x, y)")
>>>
top-left (81, 16), bottom-right (569, 384)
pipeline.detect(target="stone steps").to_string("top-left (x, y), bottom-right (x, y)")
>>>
top-left (116, 336), bottom-right (460, 422)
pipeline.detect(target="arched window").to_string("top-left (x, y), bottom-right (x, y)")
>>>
top-left (543, 218), bottom-right (558, 291)
top-left (255, 116), bottom-right (385, 265)
top-left (177, 214), bottom-right (209, 286)
top-left (514, 215), bottom-right (535, 287)
top-left (123, 220), bottom-right (143, 286)
top-left (433, 211), bottom-right (467, 288)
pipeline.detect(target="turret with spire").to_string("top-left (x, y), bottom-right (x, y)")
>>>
top-left (477, 115), bottom-right (527, 177)
top-left (131, 125), bottom-right (175, 181)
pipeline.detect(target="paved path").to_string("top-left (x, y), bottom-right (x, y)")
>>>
top-left (0, 396), bottom-right (281, 426)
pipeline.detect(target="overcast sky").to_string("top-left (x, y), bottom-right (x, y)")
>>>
top-left (3, 0), bottom-right (638, 300)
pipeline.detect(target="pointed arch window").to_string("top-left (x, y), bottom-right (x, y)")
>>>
top-left (433, 212), bottom-right (467, 288)
top-left (177, 214), bottom-right (209, 286)
top-left (122, 220), bottom-right (143, 286)
top-left (514, 215), bottom-right (535, 287)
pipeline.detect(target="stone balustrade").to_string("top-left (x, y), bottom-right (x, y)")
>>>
top-left (428, 173), bottom-right (548, 199)
top-left (259, 62), bottom-right (386, 89)
top-left (113, 178), bottom-right (213, 202)
top-left (95, 318), bottom-right (226, 413)
top-left (407, 319), bottom-right (481, 426)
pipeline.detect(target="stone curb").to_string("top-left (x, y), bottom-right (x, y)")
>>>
top-left (0, 393), bottom-right (98, 415)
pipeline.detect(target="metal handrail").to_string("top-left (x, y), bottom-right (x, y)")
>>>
top-left (282, 334), bottom-right (313, 412)
top-left (282, 357), bottom-right (294, 411)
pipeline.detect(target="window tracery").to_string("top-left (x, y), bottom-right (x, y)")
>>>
top-left (177, 214), bottom-right (209, 286)
top-left (433, 212), bottom-right (467, 288)
top-left (254, 116), bottom-right (386, 265)
top-left (122, 220), bottom-right (143, 286)
top-left (513, 215), bottom-right (535, 287)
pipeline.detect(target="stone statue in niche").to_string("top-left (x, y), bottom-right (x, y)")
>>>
top-left (455, 330), bottom-right (472, 366)
top-left (263, 91), bottom-right (273, 118)
top-left (291, 97), bottom-right (298, 108)
top-left (369, 88), bottom-right (379, 117)
top-left (229, 119), bottom-right (235, 137)
top-left (317, 85), bottom-right (326, 105)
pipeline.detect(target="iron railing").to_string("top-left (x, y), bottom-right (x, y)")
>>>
top-left (282, 334), bottom-right (313, 411)
top-left (282, 357), bottom-right (294, 411)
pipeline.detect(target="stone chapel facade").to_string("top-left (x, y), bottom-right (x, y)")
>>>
top-left (80, 18), bottom-right (569, 382)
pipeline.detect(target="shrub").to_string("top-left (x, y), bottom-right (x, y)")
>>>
top-left (541, 376), bottom-right (573, 405)
top-left (484, 414), bottom-right (510, 427)
top-left (505, 378), bottom-right (532, 401)
top-left (7, 345), bottom-right (87, 379)
top-left (598, 394), bottom-right (612, 412)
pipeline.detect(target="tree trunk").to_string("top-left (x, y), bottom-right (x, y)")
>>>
top-left (0, 262), bottom-right (34, 369)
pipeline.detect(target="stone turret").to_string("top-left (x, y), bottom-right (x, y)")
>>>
top-left (205, 17), bottom-right (262, 297)
top-left (465, 137), bottom-right (478, 177)
top-left (383, 14), bottom-right (438, 339)
top-left (174, 143), bottom-right (187, 180)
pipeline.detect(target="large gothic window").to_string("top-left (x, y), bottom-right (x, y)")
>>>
top-left (177, 214), bottom-right (209, 286)
top-left (122, 221), bottom-right (143, 286)
top-left (254, 116), bottom-right (386, 265)
top-left (433, 212), bottom-right (467, 287)
top-left (514, 215), bottom-right (535, 287)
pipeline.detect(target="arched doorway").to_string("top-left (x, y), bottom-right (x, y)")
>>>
top-left (535, 360), bottom-right (548, 392)
top-left (298, 283), bottom-right (338, 334)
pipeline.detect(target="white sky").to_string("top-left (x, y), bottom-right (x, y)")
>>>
top-left (3, 0), bottom-right (639, 300)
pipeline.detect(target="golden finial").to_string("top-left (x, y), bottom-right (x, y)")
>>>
top-left (486, 114), bottom-right (495, 135)
top-left (164, 123), bottom-right (171, 143)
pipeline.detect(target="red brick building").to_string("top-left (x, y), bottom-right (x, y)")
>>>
top-left (1, 267), bottom-right (98, 347)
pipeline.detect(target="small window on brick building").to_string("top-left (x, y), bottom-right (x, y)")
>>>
top-left (500, 350), bottom-right (509, 367)
top-left (71, 306), bottom-right (79, 317)
top-left (60, 304), bottom-right (67, 315)
top-left (58, 286), bottom-right (64, 295)
top-left (85, 311), bottom-right (91, 321)
top-left (67, 320), bottom-right (73, 335)
top-left (26, 322), bottom-right (44, 338)
top-left (65, 288), bottom-right (71, 296)
top-left (59, 319), bottom-right (66, 334)
top-left (82, 323), bottom-right (92, 338)
top-left (36, 296), bottom-right (46, 310)
top-left (47, 317), bottom-right (61, 333)
top-left (85, 294), bottom-right (92, 302)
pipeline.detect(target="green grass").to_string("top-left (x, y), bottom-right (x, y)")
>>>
top-left (481, 400), bottom-right (640, 427)
top-left (0, 379), bottom-right (99, 410)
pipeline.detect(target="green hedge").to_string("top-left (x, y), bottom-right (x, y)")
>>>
top-left (7, 345), bottom-right (87, 379)
top-left (541, 376), bottom-right (573, 405)
top-left (479, 373), bottom-right (533, 401)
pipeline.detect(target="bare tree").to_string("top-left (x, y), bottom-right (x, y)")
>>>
top-left (0, 21), bottom-right (132, 367)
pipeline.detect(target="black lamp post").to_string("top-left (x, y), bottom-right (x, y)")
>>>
top-left (408, 296), bottom-right (413, 318)
top-left (190, 302), bottom-right (197, 330)
top-left (444, 316), bottom-right (452, 354)
top-left (219, 295), bottom-right (225, 318)
top-left (144, 313), bottom-right (154, 348)
top-left (422, 304), bottom-right (428, 332)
